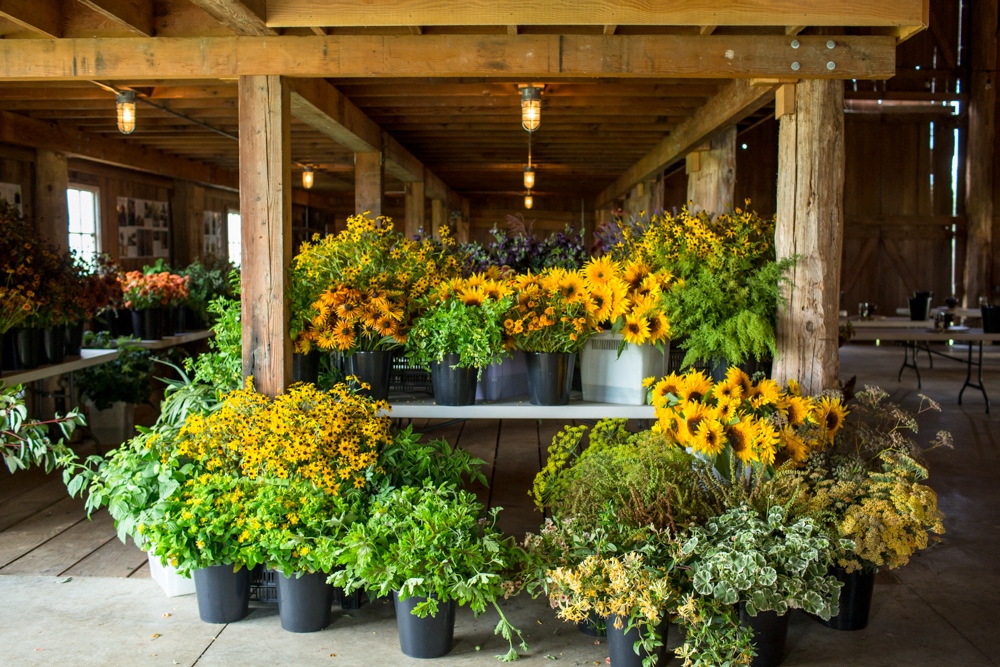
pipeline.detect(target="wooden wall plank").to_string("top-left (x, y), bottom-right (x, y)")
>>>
top-left (239, 74), bottom-right (292, 398)
top-left (686, 125), bottom-right (736, 216)
top-left (34, 149), bottom-right (69, 251)
top-left (404, 180), bottom-right (425, 239)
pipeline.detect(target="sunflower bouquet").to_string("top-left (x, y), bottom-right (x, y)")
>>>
top-left (405, 273), bottom-right (513, 375)
top-left (582, 255), bottom-right (673, 350)
top-left (290, 213), bottom-right (464, 354)
top-left (648, 367), bottom-right (848, 472)
top-left (503, 267), bottom-right (600, 354)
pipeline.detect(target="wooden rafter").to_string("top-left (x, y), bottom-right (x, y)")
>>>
top-left (0, 109), bottom-right (238, 188)
top-left (595, 79), bottom-right (777, 208)
top-left (264, 0), bottom-right (927, 30)
top-left (187, 0), bottom-right (277, 36)
top-left (0, 0), bottom-right (61, 37)
top-left (76, 0), bottom-right (154, 37)
top-left (0, 35), bottom-right (897, 80)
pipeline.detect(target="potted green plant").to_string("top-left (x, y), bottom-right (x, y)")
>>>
top-left (246, 480), bottom-right (365, 633)
top-left (120, 269), bottom-right (189, 340)
top-left (330, 482), bottom-right (527, 661)
top-left (2, 383), bottom-right (84, 473)
top-left (178, 259), bottom-right (232, 331)
top-left (76, 332), bottom-right (155, 446)
top-left (406, 275), bottom-right (511, 405)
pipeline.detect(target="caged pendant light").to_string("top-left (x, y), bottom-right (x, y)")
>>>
top-left (116, 91), bottom-right (136, 134)
top-left (520, 85), bottom-right (542, 132)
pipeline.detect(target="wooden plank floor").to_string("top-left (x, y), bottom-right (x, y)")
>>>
top-left (0, 419), bottom-right (585, 578)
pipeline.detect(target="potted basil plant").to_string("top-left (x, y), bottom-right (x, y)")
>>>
top-left (330, 482), bottom-right (527, 660)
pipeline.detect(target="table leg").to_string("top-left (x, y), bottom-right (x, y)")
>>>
top-left (898, 341), bottom-right (922, 389)
top-left (958, 341), bottom-right (990, 414)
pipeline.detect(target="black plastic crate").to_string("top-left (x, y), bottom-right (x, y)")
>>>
top-left (249, 565), bottom-right (366, 609)
top-left (390, 356), bottom-right (433, 394)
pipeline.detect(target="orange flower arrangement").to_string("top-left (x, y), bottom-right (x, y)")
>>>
top-left (503, 267), bottom-right (600, 353)
top-left (120, 271), bottom-right (190, 310)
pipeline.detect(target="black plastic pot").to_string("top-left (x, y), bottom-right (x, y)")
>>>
top-left (169, 306), bottom-right (185, 334)
top-left (821, 566), bottom-right (876, 631)
top-left (909, 295), bottom-right (933, 321)
top-left (276, 571), bottom-right (335, 633)
top-left (606, 614), bottom-right (669, 667)
top-left (577, 610), bottom-right (607, 637)
top-left (193, 564), bottom-right (252, 624)
top-left (431, 354), bottom-right (477, 406)
top-left (14, 328), bottom-right (43, 370)
top-left (131, 307), bottom-right (166, 341)
top-left (393, 591), bottom-right (456, 659)
top-left (108, 309), bottom-right (133, 337)
top-left (740, 606), bottom-right (790, 667)
top-left (292, 351), bottom-right (322, 385)
top-left (43, 325), bottom-right (67, 365)
top-left (1, 330), bottom-right (15, 372)
top-left (65, 321), bottom-right (84, 357)
top-left (348, 350), bottom-right (393, 401)
top-left (525, 351), bottom-right (575, 405)
top-left (982, 306), bottom-right (1000, 334)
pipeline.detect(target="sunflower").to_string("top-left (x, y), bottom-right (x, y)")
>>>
top-left (714, 377), bottom-right (743, 403)
top-left (752, 421), bottom-right (780, 465)
top-left (725, 420), bottom-right (757, 463)
top-left (693, 420), bottom-right (726, 457)
top-left (622, 261), bottom-right (650, 291)
top-left (459, 286), bottom-right (486, 307)
top-left (622, 312), bottom-right (650, 345)
top-left (584, 256), bottom-right (617, 286)
top-left (715, 396), bottom-right (739, 423)
top-left (559, 272), bottom-right (587, 303)
top-left (779, 426), bottom-right (809, 462)
top-left (589, 283), bottom-right (615, 322)
top-left (481, 279), bottom-right (508, 301)
top-left (646, 314), bottom-right (669, 342)
top-left (678, 370), bottom-right (712, 402)
top-left (814, 396), bottom-right (848, 439)
top-left (333, 320), bottom-right (356, 350)
top-left (748, 378), bottom-right (781, 408)
top-left (781, 395), bottom-right (813, 427)
top-left (651, 373), bottom-right (684, 407)
top-left (724, 366), bottom-right (753, 398)
top-left (677, 401), bottom-right (710, 442)
top-left (316, 330), bottom-right (338, 350)
top-left (465, 273), bottom-right (487, 288)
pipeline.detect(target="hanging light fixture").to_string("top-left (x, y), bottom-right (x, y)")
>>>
top-left (302, 168), bottom-right (315, 189)
top-left (524, 191), bottom-right (534, 209)
top-left (520, 85), bottom-right (541, 132)
top-left (116, 90), bottom-right (136, 134)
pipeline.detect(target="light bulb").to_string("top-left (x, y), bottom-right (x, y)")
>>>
top-left (520, 86), bottom-right (541, 132)
top-left (116, 91), bottom-right (136, 134)
top-left (302, 169), bottom-right (315, 189)
top-left (524, 193), bottom-right (534, 209)
top-left (523, 165), bottom-right (535, 189)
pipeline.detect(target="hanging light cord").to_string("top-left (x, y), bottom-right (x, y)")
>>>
top-left (527, 129), bottom-right (532, 168)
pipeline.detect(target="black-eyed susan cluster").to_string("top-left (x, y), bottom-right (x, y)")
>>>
top-left (503, 267), bottom-right (600, 353)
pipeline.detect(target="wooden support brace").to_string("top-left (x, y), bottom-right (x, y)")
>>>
top-left (775, 84), bottom-right (796, 119)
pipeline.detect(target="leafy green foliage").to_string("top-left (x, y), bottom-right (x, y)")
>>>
top-left (405, 297), bottom-right (509, 377)
top-left (377, 425), bottom-right (486, 490)
top-left (179, 259), bottom-right (234, 323)
top-left (665, 256), bottom-right (795, 368)
top-left (76, 332), bottom-right (156, 409)
top-left (1, 384), bottom-right (84, 473)
top-left (330, 482), bottom-right (528, 661)
top-left (184, 291), bottom-right (242, 396)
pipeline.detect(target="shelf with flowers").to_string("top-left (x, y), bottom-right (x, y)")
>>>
top-left (289, 213), bottom-right (464, 396)
top-left (119, 269), bottom-right (190, 341)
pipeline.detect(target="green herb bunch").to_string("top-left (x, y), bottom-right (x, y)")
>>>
top-left (76, 332), bottom-right (156, 409)
top-left (330, 482), bottom-right (528, 661)
top-left (2, 383), bottom-right (84, 473)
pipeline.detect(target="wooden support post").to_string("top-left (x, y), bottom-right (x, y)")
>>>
top-left (355, 151), bottom-right (384, 216)
top-left (34, 149), bottom-right (68, 251)
top-left (431, 198), bottom-right (445, 238)
top-left (965, 0), bottom-right (998, 305)
top-left (458, 199), bottom-right (471, 243)
top-left (773, 79), bottom-right (845, 395)
top-left (239, 75), bottom-right (292, 398)
top-left (686, 126), bottom-right (736, 216)
top-left (404, 180), bottom-right (425, 239)
top-left (171, 180), bottom-right (205, 266)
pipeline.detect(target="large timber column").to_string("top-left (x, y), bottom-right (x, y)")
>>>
top-left (404, 180), bottom-right (425, 238)
top-left (686, 126), bottom-right (736, 216)
top-left (239, 75), bottom-right (292, 398)
top-left (965, 0), bottom-right (998, 304)
top-left (773, 80), bottom-right (845, 395)
top-left (431, 198), bottom-right (446, 238)
top-left (355, 151), bottom-right (384, 216)
top-left (35, 149), bottom-right (68, 251)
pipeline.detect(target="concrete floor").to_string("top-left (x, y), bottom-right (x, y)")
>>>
top-left (0, 344), bottom-right (997, 667)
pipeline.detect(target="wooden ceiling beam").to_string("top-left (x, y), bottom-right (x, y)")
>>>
top-left (0, 109), bottom-right (239, 188)
top-left (0, 35), bottom-right (896, 80)
top-left (264, 0), bottom-right (927, 29)
top-left (76, 0), bottom-right (154, 37)
top-left (595, 78), bottom-right (777, 208)
top-left (0, 0), bottom-right (62, 37)
top-left (186, 0), bottom-right (277, 36)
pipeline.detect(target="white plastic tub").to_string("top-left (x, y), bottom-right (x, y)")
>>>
top-left (148, 551), bottom-right (196, 597)
top-left (581, 332), bottom-right (668, 405)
